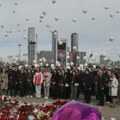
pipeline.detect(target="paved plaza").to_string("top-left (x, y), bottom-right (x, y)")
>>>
top-left (13, 96), bottom-right (120, 120)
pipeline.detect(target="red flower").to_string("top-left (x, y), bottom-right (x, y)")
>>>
top-left (94, 76), bottom-right (99, 81)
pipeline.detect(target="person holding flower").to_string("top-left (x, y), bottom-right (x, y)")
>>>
top-left (108, 72), bottom-right (118, 107)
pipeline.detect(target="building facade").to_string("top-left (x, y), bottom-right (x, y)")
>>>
top-left (71, 33), bottom-right (79, 53)
top-left (28, 27), bottom-right (36, 64)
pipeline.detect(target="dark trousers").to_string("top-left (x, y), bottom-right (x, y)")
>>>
top-left (84, 89), bottom-right (91, 103)
top-left (98, 88), bottom-right (104, 105)
top-left (64, 86), bottom-right (71, 99)
top-left (52, 83), bottom-right (59, 99)
top-left (13, 83), bottom-right (19, 96)
top-left (26, 82), bottom-right (33, 96)
top-left (105, 86), bottom-right (111, 102)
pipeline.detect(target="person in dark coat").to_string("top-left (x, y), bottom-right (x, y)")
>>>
top-left (95, 69), bottom-right (106, 106)
top-left (59, 69), bottom-right (66, 99)
top-left (8, 67), bottom-right (15, 96)
top-left (13, 66), bottom-right (19, 97)
top-left (64, 69), bottom-right (71, 99)
top-left (51, 69), bottom-right (59, 99)
top-left (83, 68), bottom-right (92, 103)
top-left (26, 68), bottom-right (34, 97)
top-left (105, 69), bottom-right (112, 103)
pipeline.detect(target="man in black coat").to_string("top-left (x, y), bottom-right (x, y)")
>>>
top-left (96, 68), bottom-right (106, 106)
top-left (83, 68), bottom-right (92, 103)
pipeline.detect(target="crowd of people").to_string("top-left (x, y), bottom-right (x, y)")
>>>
top-left (0, 64), bottom-right (120, 107)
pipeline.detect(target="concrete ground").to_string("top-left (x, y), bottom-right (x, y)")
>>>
top-left (12, 95), bottom-right (120, 120)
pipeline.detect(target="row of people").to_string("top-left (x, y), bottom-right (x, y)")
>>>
top-left (0, 65), bottom-right (120, 107)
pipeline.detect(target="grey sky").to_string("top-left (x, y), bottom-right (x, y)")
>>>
top-left (0, 0), bottom-right (120, 62)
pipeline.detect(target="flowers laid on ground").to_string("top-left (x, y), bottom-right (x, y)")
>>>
top-left (0, 96), bottom-right (68, 120)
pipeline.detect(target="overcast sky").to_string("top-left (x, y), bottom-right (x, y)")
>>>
top-left (0, 0), bottom-right (120, 62)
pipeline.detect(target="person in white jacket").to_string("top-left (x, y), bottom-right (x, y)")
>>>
top-left (108, 72), bottom-right (118, 107)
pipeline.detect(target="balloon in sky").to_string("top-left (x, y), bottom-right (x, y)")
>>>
top-left (42, 11), bottom-right (46, 15)
top-left (14, 3), bottom-right (18, 6)
top-left (104, 7), bottom-right (108, 10)
top-left (72, 19), bottom-right (77, 22)
top-left (92, 17), bottom-right (95, 20)
top-left (13, 10), bottom-right (16, 13)
top-left (39, 20), bottom-right (42, 23)
top-left (109, 37), bottom-right (114, 41)
top-left (110, 14), bottom-right (113, 17)
top-left (116, 11), bottom-right (119, 14)
top-left (26, 18), bottom-right (30, 21)
top-left (40, 16), bottom-right (44, 19)
top-left (82, 10), bottom-right (87, 13)
top-left (17, 24), bottom-right (20, 26)
top-left (1, 25), bottom-right (4, 28)
top-left (55, 17), bottom-right (59, 21)
top-left (46, 25), bottom-right (51, 28)
top-left (52, 0), bottom-right (56, 4)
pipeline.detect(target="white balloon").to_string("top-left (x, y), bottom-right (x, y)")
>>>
top-left (77, 67), bottom-right (81, 70)
top-left (103, 57), bottom-right (108, 61)
top-left (70, 62), bottom-right (74, 66)
top-left (84, 63), bottom-right (88, 67)
top-left (66, 52), bottom-right (69, 55)
top-left (73, 46), bottom-right (77, 50)
top-left (83, 56), bottom-right (87, 60)
top-left (25, 64), bottom-right (28, 67)
top-left (79, 64), bottom-right (83, 67)
top-left (66, 55), bottom-right (70, 59)
top-left (91, 56), bottom-right (95, 61)
top-left (40, 63), bottom-right (43, 67)
top-left (93, 65), bottom-right (96, 69)
top-left (46, 63), bottom-right (49, 67)
top-left (18, 65), bottom-right (22, 70)
top-left (33, 59), bottom-right (37, 64)
top-left (39, 59), bottom-right (42, 62)
top-left (58, 63), bottom-right (61, 67)
top-left (76, 56), bottom-right (80, 59)
top-left (66, 66), bottom-right (70, 70)
top-left (51, 64), bottom-right (54, 68)
top-left (58, 41), bottom-right (63, 45)
top-left (34, 64), bottom-right (39, 68)
top-left (66, 63), bottom-right (70, 66)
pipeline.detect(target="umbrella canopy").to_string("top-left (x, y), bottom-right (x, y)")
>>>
top-left (52, 102), bottom-right (101, 120)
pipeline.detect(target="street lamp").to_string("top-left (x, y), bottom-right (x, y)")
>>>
top-left (18, 44), bottom-right (21, 64)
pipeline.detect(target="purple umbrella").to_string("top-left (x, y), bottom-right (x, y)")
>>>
top-left (51, 102), bottom-right (101, 120)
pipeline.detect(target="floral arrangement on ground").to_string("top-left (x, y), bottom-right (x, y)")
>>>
top-left (0, 96), bottom-right (68, 120)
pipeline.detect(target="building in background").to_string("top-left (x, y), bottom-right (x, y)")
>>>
top-left (79, 51), bottom-right (86, 64)
top-left (52, 30), bottom-right (58, 66)
top-left (28, 27), bottom-right (36, 64)
top-left (37, 51), bottom-right (52, 64)
top-left (57, 39), bottom-right (67, 67)
top-left (71, 33), bottom-right (78, 53)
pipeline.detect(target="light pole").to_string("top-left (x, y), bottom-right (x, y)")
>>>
top-left (18, 44), bottom-right (21, 64)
